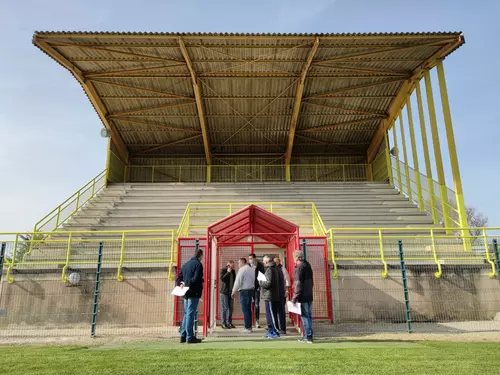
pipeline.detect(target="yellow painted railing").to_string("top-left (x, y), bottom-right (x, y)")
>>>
top-left (1, 229), bottom-right (176, 283)
top-left (33, 170), bottom-right (107, 234)
top-left (177, 202), bottom-right (326, 238)
top-left (126, 163), bottom-right (368, 183)
top-left (391, 158), bottom-right (460, 228)
top-left (326, 227), bottom-right (500, 280)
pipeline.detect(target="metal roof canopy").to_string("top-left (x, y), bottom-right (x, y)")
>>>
top-left (32, 31), bottom-right (464, 164)
top-left (207, 205), bottom-right (299, 247)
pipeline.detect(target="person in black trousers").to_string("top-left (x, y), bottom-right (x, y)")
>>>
top-left (259, 255), bottom-right (281, 339)
top-left (248, 253), bottom-right (265, 328)
top-left (220, 260), bottom-right (236, 329)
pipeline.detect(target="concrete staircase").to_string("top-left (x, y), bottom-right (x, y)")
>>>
top-left (61, 181), bottom-right (435, 235)
top-left (20, 181), bottom-right (461, 269)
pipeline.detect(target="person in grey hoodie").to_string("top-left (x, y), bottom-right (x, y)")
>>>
top-left (232, 258), bottom-right (256, 332)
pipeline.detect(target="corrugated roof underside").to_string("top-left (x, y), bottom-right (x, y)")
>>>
top-left (33, 32), bottom-right (463, 160)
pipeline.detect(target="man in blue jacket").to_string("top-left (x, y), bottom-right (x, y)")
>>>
top-left (177, 248), bottom-right (204, 344)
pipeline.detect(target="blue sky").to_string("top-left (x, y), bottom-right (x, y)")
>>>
top-left (0, 0), bottom-right (499, 231)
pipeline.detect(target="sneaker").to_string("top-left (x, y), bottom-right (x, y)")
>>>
top-left (221, 324), bottom-right (229, 329)
top-left (245, 329), bottom-right (253, 334)
top-left (279, 331), bottom-right (287, 336)
top-left (263, 332), bottom-right (270, 338)
top-left (255, 321), bottom-right (261, 329)
top-left (268, 333), bottom-right (280, 340)
top-left (180, 336), bottom-right (186, 343)
top-left (229, 324), bottom-right (236, 329)
top-left (187, 337), bottom-right (202, 344)
top-left (298, 338), bottom-right (308, 344)
top-left (306, 340), bottom-right (313, 344)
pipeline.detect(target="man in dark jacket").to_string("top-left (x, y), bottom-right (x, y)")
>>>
top-left (176, 248), bottom-right (204, 344)
top-left (248, 253), bottom-right (265, 328)
top-left (259, 255), bottom-right (280, 339)
top-left (291, 250), bottom-right (314, 343)
top-left (220, 260), bottom-right (236, 329)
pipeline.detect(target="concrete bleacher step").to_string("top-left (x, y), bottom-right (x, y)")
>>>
top-left (24, 181), bottom-right (442, 264)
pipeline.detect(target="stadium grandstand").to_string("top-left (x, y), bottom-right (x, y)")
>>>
top-left (0, 31), bottom-right (499, 339)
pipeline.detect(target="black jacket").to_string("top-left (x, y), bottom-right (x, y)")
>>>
top-left (220, 267), bottom-right (236, 296)
top-left (259, 261), bottom-right (280, 302)
top-left (276, 264), bottom-right (286, 297)
top-left (176, 256), bottom-right (204, 299)
top-left (253, 260), bottom-right (265, 290)
top-left (292, 260), bottom-right (314, 303)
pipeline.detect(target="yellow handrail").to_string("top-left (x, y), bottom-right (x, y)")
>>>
top-left (33, 169), bottom-right (107, 233)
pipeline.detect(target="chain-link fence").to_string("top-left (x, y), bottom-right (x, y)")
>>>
top-left (1, 235), bottom-right (499, 341)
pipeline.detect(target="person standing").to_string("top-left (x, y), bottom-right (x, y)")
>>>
top-left (274, 256), bottom-right (290, 335)
top-left (248, 253), bottom-right (265, 328)
top-left (291, 250), bottom-right (314, 344)
top-left (259, 255), bottom-right (280, 339)
top-left (231, 258), bottom-right (255, 333)
top-left (176, 248), bottom-right (204, 344)
top-left (220, 261), bottom-right (236, 329)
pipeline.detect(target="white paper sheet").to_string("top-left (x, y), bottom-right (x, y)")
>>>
top-left (171, 286), bottom-right (190, 296)
top-left (287, 301), bottom-right (301, 315)
top-left (257, 271), bottom-right (267, 282)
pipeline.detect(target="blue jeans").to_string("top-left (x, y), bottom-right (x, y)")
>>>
top-left (300, 301), bottom-right (313, 340)
top-left (239, 289), bottom-right (253, 330)
top-left (180, 297), bottom-right (200, 341)
top-left (265, 300), bottom-right (280, 335)
top-left (220, 294), bottom-right (233, 325)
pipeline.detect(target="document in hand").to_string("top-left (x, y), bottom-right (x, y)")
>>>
top-left (286, 301), bottom-right (301, 315)
top-left (257, 271), bottom-right (267, 282)
top-left (171, 286), bottom-right (190, 297)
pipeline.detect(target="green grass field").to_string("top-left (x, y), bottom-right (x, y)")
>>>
top-left (1, 339), bottom-right (499, 375)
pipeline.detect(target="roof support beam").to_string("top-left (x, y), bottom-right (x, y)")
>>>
top-left (312, 64), bottom-right (410, 76)
top-left (108, 101), bottom-right (195, 117)
top-left (302, 116), bottom-right (386, 132)
top-left (301, 101), bottom-right (386, 117)
top-left (33, 37), bottom-right (129, 163)
top-left (138, 135), bottom-right (202, 154)
top-left (85, 64), bottom-right (186, 78)
top-left (285, 38), bottom-right (320, 166)
top-left (90, 79), bottom-right (193, 99)
top-left (303, 77), bottom-right (405, 99)
top-left (113, 118), bottom-right (201, 133)
top-left (311, 39), bottom-right (456, 64)
top-left (366, 35), bottom-right (464, 163)
top-left (179, 37), bottom-right (212, 165)
top-left (50, 41), bottom-right (185, 63)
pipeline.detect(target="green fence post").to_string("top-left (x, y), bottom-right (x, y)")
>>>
top-left (493, 239), bottom-right (500, 280)
top-left (398, 240), bottom-right (412, 333)
top-left (0, 242), bottom-right (6, 282)
top-left (91, 242), bottom-right (104, 338)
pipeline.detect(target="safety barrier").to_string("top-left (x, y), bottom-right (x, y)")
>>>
top-left (0, 230), bottom-right (175, 284)
top-left (33, 170), bottom-right (107, 234)
top-left (326, 227), bottom-right (500, 280)
top-left (125, 163), bottom-right (368, 183)
top-left (177, 202), bottom-right (326, 238)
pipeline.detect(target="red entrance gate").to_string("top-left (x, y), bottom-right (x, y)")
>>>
top-left (175, 205), bottom-right (333, 336)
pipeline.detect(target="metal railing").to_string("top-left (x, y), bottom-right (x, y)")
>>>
top-left (391, 158), bottom-right (460, 228)
top-left (177, 202), bottom-right (326, 238)
top-left (1, 229), bottom-right (176, 284)
top-left (126, 163), bottom-right (368, 183)
top-left (33, 170), bottom-right (107, 234)
top-left (326, 227), bottom-right (500, 280)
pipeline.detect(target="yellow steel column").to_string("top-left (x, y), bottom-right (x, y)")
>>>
top-left (424, 70), bottom-right (452, 232)
top-left (398, 112), bottom-right (413, 202)
top-left (436, 61), bottom-right (469, 239)
top-left (285, 164), bottom-right (291, 182)
top-left (391, 120), bottom-right (403, 191)
top-left (104, 138), bottom-right (111, 187)
top-left (207, 165), bottom-right (211, 183)
top-left (384, 133), bottom-right (393, 186)
top-left (416, 82), bottom-right (438, 224)
top-left (406, 98), bottom-right (424, 211)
